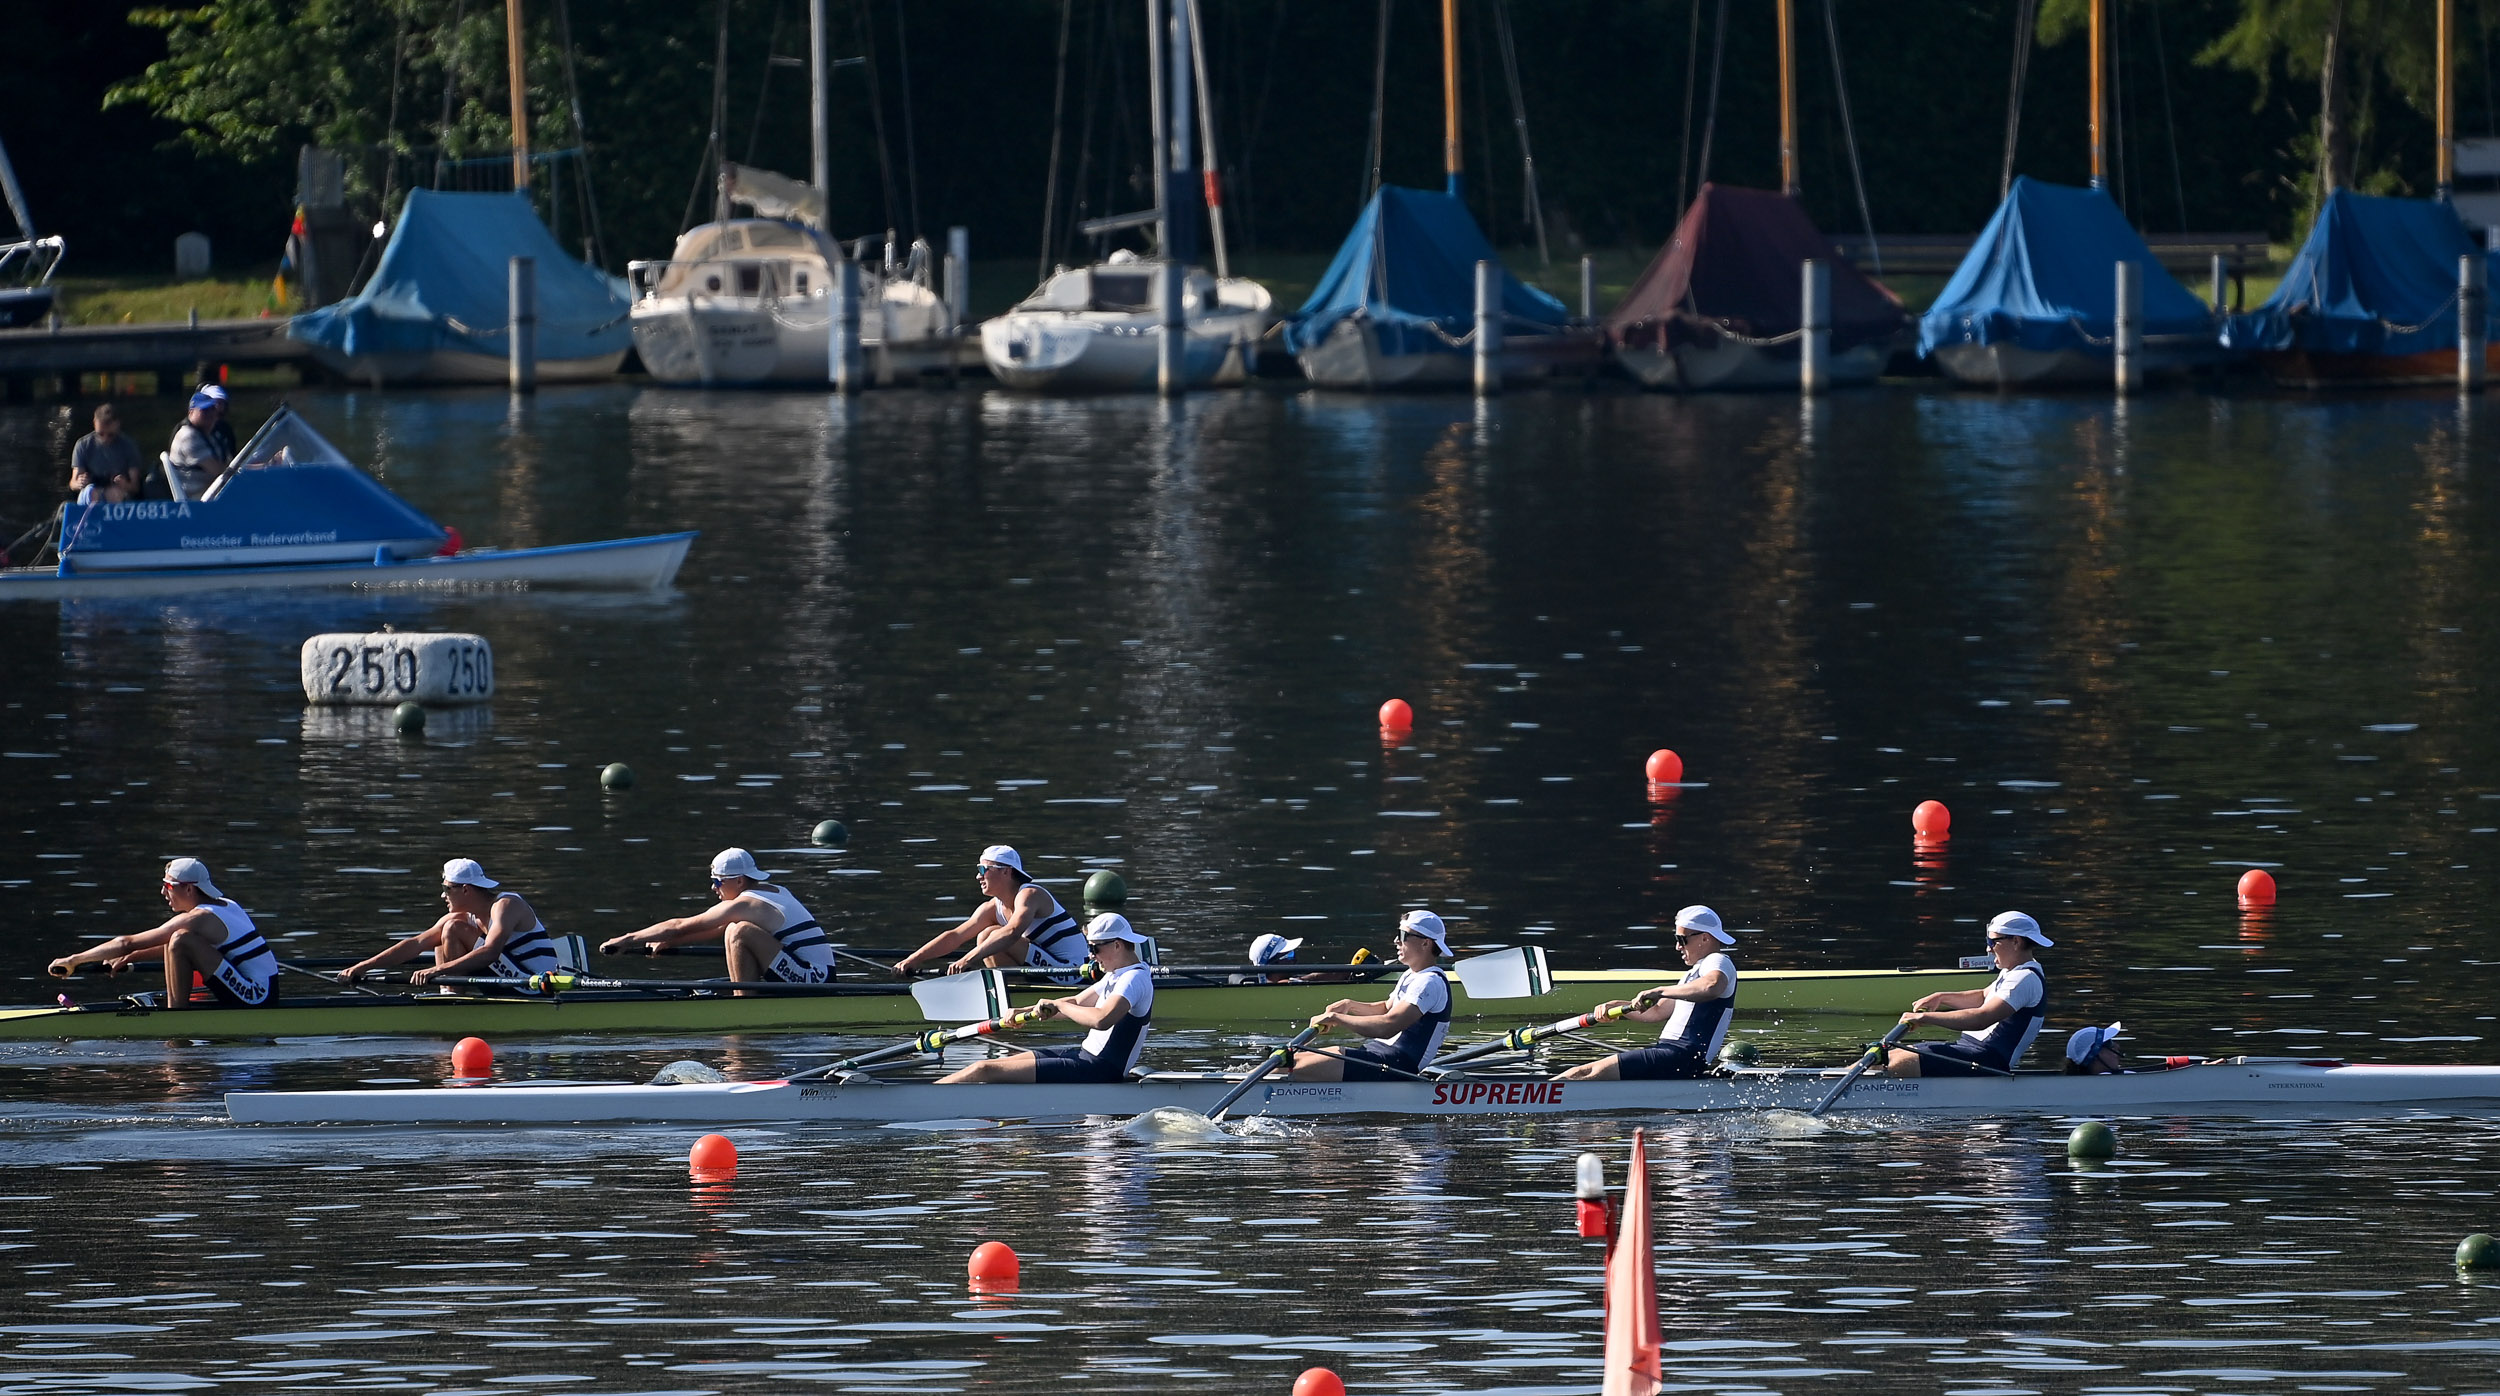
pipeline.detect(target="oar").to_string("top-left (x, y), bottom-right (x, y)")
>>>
top-left (784, 972), bottom-right (1034, 1082)
top-left (1429, 986), bottom-right (1673, 1072)
top-left (1206, 1023), bottom-right (1321, 1122)
top-left (277, 959), bottom-right (386, 998)
top-left (1808, 1021), bottom-right (1912, 1118)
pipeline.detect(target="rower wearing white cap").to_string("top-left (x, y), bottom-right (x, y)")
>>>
top-left (1553, 905), bottom-right (1739, 1082)
top-left (939, 914), bottom-right (1156, 1084)
top-left (892, 844), bottom-right (1085, 978)
top-left (46, 858), bottom-right (277, 1009)
top-left (601, 849), bottom-right (835, 990)
top-left (1248, 932), bottom-right (1304, 982)
top-left (2065, 1022), bottom-right (2126, 1075)
top-left (1881, 910), bottom-right (2052, 1078)
top-left (342, 859), bottom-right (560, 987)
top-left (1286, 909), bottom-right (1455, 1082)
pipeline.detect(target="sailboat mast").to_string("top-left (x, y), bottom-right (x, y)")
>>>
top-left (2439, 0), bottom-right (2456, 199)
top-left (1777, 0), bottom-right (1798, 196)
top-left (1185, 0), bottom-right (1230, 277)
top-left (2087, 0), bottom-right (2105, 191)
top-left (1168, 0), bottom-right (1196, 265)
top-left (1148, 0), bottom-right (1170, 254)
top-left (1443, 0), bottom-right (1462, 196)
top-left (809, 0), bottom-right (830, 201)
top-left (506, 0), bottom-right (531, 189)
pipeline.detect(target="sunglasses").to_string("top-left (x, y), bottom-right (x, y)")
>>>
top-left (1986, 935), bottom-right (2027, 947)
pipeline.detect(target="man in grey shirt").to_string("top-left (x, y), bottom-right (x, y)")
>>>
top-left (165, 391), bottom-right (232, 499)
top-left (69, 404), bottom-right (146, 502)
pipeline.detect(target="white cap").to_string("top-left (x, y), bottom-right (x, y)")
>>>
top-left (163, 857), bottom-right (223, 899)
top-left (441, 857), bottom-right (499, 889)
top-left (1086, 912), bottom-right (1149, 946)
top-left (1397, 909), bottom-right (1452, 956)
top-left (1988, 910), bottom-right (2053, 947)
top-left (1249, 933), bottom-right (1304, 965)
top-left (979, 845), bottom-right (1031, 882)
top-left (2066, 1021), bottom-right (2125, 1065)
top-left (709, 848), bottom-right (765, 882)
top-left (1675, 905), bottom-right (1734, 945)
top-left (196, 383), bottom-right (228, 403)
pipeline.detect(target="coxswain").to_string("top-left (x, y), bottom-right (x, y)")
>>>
top-left (341, 859), bottom-right (560, 987)
top-left (1880, 910), bottom-right (2051, 1077)
top-left (892, 845), bottom-right (1085, 979)
top-left (1553, 905), bottom-right (1739, 1081)
top-left (600, 849), bottom-right (835, 990)
top-left (1285, 909), bottom-right (1455, 1082)
top-left (45, 858), bottom-right (277, 1009)
top-left (2064, 1022), bottom-right (2126, 1075)
top-left (939, 913), bottom-right (1155, 1084)
top-left (1245, 932), bottom-right (1304, 982)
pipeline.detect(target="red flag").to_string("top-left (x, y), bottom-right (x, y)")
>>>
top-left (1601, 1128), bottom-right (1663, 1396)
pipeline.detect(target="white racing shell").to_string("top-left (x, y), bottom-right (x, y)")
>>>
top-left (226, 1060), bottom-right (2500, 1127)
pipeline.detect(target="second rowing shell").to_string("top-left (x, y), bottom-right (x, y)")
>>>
top-left (0, 965), bottom-right (1987, 1042)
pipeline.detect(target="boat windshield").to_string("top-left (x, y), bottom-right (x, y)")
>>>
top-left (230, 407), bottom-right (354, 470)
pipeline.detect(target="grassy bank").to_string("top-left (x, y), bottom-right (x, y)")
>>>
top-left (50, 273), bottom-right (282, 326)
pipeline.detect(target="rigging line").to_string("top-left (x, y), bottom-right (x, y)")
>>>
top-left (1041, 0), bottom-right (1075, 281)
top-left (1364, 0), bottom-right (1392, 205)
top-left (2111, 0), bottom-right (2127, 215)
top-left (1069, 0), bottom-right (1107, 245)
top-left (854, 0), bottom-right (901, 239)
top-left (892, 0), bottom-right (922, 242)
top-left (1820, 0), bottom-right (1880, 276)
top-left (2147, 0), bottom-right (2186, 232)
top-left (1492, 0), bottom-right (1548, 265)
top-left (1999, 0), bottom-right (2034, 200)
top-left (1184, 0), bottom-right (1230, 277)
top-left (1470, 0), bottom-right (1501, 235)
top-left (553, 0), bottom-right (608, 267)
top-left (1675, 0), bottom-right (1701, 216)
top-left (1239, 0), bottom-right (1290, 253)
top-left (435, 0), bottom-right (467, 189)
top-left (743, 0), bottom-right (788, 164)
top-left (1694, 0), bottom-right (1728, 187)
top-left (2483, 0), bottom-right (2497, 137)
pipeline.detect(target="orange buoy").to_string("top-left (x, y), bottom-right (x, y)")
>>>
top-left (1292, 1369), bottom-right (1347, 1396)
top-left (967, 1241), bottom-right (1020, 1283)
top-left (1644, 749), bottom-right (1683, 785)
top-left (450, 1037), bottom-right (493, 1077)
top-left (1377, 698), bottom-right (1414, 733)
top-left (688, 1133), bottom-right (738, 1174)
top-left (2237, 868), bottom-right (2277, 907)
top-left (1912, 800), bottom-right (1951, 839)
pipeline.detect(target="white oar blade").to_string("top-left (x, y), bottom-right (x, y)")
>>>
top-left (910, 969), bottom-right (1011, 1022)
top-left (1449, 945), bottom-right (1550, 1000)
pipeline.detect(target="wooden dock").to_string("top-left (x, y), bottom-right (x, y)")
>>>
top-left (0, 318), bottom-right (312, 400)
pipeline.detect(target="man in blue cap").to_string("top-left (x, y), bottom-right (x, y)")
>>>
top-left (164, 387), bottom-right (232, 499)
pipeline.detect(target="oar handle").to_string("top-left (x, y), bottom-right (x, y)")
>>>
top-left (1809, 1021), bottom-right (1912, 1118)
top-left (1208, 1023), bottom-right (1321, 1122)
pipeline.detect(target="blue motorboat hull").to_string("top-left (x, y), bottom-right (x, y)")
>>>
top-left (0, 532), bottom-right (696, 600)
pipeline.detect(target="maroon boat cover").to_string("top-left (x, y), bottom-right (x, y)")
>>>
top-left (1605, 184), bottom-right (1902, 354)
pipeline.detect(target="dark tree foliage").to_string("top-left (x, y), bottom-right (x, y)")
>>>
top-left (2, 0), bottom-right (2472, 278)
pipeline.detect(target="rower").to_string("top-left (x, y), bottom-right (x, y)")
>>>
top-left (2065, 1022), bottom-right (2126, 1075)
top-left (600, 849), bottom-right (834, 990)
top-left (1553, 905), bottom-right (1738, 1082)
top-left (45, 858), bottom-right (277, 1009)
top-left (341, 859), bottom-right (559, 988)
top-left (891, 845), bottom-right (1084, 980)
top-left (1285, 909), bottom-right (1454, 1082)
top-left (1246, 932), bottom-right (1303, 982)
top-left (938, 913), bottom-right (1155, 1084)
top-left (1880, 910), bottom-right (2051, 1078)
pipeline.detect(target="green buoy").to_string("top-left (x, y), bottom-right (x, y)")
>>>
top-left (812, 819), bottom-right (849, 847)
top-left (2461, 1233), bottom-right (2499, 1271)
top-left (392, 701), bottom-right (426, 735)
top-left (1084, 869), bottom-right (1128, 906)
top-left (1718, 1040), bottom-right (1762, 1068)
top-left (600, 762), bottom-right (635, 791)
top-left (2067, 1121), bottom-right (2118, 1160)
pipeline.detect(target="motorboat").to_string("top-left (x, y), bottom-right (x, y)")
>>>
top-left (0, 405), bottom-right (692, 598)
top-left (627, 166), bottom-right (959, 387)
top-left (980, 251), bottom-right (1271, 391)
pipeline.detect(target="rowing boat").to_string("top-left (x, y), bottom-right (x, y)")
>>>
top-left (224, 1059), bottom-right (2500, 1125)
top-left (0, 965), bottom-right (1986, 1042)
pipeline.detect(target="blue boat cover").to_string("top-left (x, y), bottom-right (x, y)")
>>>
top-left (2224, 190), bottom-right (2489, 356)
top-left (1282, 185), bottom-right (1568, 357)
top-left (290, 189), bottom-right (631, 364)
top-left (1918, 177), bottom-right (2214, 359)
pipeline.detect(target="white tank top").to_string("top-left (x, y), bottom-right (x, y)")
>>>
top-left (746, 883), bottom-right (833, 971)
top-left (209, 901), bottom-right (276, 984)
